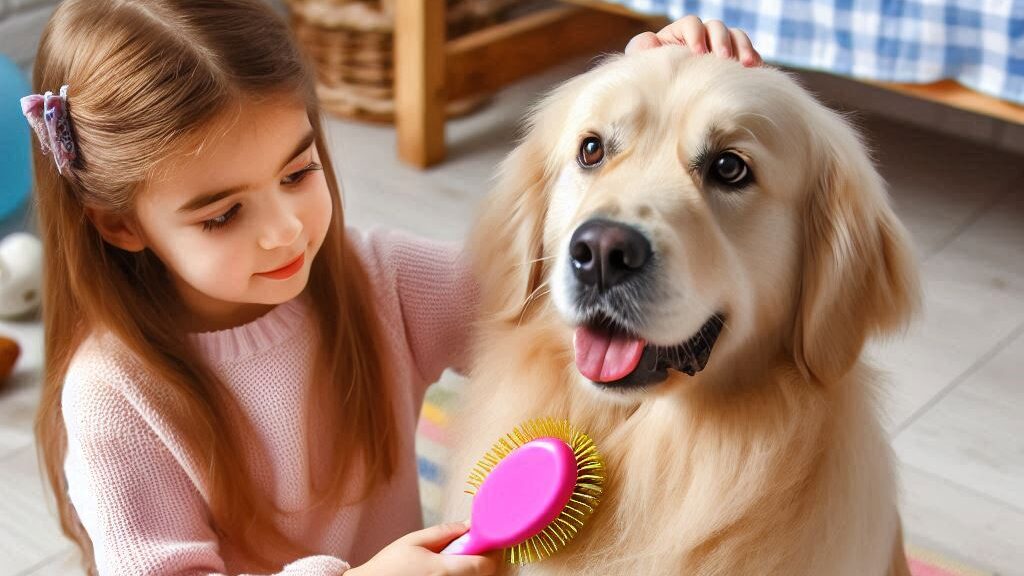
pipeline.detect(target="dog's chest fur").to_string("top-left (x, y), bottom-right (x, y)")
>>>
top-left (446, 326), bottom-right (897, 576)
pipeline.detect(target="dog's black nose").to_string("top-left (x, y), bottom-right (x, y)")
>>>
top-left (569, 219), bottom-right (651, 290)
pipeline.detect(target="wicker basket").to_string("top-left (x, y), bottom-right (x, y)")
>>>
top-left (288, 0), bottom-right (516, 122)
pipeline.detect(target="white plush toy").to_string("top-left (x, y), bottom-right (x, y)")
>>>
top-left (0, 232), bottom-right (43, 319)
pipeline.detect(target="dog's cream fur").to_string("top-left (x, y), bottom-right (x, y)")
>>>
top-left (445, 47), bottom-right (919, 575)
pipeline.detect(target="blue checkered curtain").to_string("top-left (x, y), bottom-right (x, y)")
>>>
top-left (613, 0), bottom-right (1024, 105)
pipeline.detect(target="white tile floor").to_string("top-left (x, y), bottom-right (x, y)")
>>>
top-left (0, 61), bottom-right (1022, 575)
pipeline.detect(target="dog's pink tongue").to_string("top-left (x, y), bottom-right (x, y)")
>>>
top-left (573, 326), bottom-right (646, 383)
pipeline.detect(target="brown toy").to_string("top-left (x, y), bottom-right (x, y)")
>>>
top-left (0, 336), bottom-right (19, 390)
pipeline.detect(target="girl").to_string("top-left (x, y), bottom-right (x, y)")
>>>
top-left (25, 1), bottom-right (759, 574)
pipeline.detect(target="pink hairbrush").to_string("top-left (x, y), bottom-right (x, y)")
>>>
top-left (441, 418), bottom-right (605, 564)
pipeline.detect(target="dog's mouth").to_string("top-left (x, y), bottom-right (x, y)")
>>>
top-left (572, 313), bottom-right (726, 389)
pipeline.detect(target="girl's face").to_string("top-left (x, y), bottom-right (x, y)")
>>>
top-left (132, 97), bottom-right (333, 331)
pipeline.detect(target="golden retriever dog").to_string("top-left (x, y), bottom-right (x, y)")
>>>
top-left (444, 46), bottom-right (920, 575)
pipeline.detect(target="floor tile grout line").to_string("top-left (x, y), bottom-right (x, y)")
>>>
top-left (891, 320), bottom-right (1024, 438)
top-left (900, 460), bottom-right (1024, 517)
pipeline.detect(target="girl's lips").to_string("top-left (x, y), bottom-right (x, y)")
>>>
top-left (256, 252), bottom-right (305, 280)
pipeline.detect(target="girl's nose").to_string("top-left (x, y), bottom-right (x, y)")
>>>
top-left (258, 209), bottom-right (302, 251)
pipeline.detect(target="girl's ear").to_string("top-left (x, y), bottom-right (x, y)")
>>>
top-left (85, 207), bottom-right (146, 252)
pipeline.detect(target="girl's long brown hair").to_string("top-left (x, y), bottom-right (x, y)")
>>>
top-left (32, 1), bottom-right (396, 572)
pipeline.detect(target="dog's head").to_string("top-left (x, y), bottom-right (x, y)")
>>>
top-left (472, 46), bottom-right (919, 395)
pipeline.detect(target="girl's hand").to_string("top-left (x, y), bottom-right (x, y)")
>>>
top-left (626, 14), bottom-right (763, 67)
top-left (347, 522), bottom-right (496, 576)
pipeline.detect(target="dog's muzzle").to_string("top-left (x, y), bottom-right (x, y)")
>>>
top-left (566, 219), bottom-right (725, 389)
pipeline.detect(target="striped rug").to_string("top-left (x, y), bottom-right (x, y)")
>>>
top-left (415, 375), bottom-right (992, 576)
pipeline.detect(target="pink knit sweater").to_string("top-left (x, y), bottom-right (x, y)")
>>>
top-left (61, 228), bottom-right (475, 575)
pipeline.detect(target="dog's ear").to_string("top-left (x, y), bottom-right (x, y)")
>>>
top-left (469, 124), bottom-right (552, 325)
top-left (793, 113), bottom-right (921, 384)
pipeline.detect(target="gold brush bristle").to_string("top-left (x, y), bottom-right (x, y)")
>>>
top-left (465, 418), bottom-right (605, 565)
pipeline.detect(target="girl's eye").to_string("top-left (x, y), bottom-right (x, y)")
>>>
top-left (281, 162), bottom-right (323, 185)
top-left (202, 203), bottom-right (241, 232)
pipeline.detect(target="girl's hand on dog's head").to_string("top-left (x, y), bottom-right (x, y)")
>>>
top-left (626, 14), bottom-right (763, 67)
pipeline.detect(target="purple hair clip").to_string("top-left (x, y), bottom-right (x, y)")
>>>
top-left (20, 85), bottom-right (77, 176)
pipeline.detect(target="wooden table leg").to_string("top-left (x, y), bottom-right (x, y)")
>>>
top-left (395, 0), bottom-right (446, 168)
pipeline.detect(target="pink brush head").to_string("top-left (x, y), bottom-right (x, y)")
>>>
top-left (442, 418), bottom-right (605, 564)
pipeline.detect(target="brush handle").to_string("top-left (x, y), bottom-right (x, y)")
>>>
top-left (441, 531), bottom-right (491, 555)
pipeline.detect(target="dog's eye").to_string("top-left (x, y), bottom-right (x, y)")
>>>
top-left (711, 152), bottom-right (751, 187)
top-left (578, 136), bottom-right (605, 168)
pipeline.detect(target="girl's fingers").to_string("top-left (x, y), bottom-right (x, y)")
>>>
top-left (629, 15), bottom-right (763, 66)
top-left (400, 521), bottom-right (470, 550)
top-left (658, 14), bottom-right (708, 54)
top-left (730, 28), bottom-right (762, 66)
top-left (704, 19), bottom-right (734, 58)
top-left (624, 31), bottom-right (662, 54)
top-left (440, 554), bottom-right (498, 576)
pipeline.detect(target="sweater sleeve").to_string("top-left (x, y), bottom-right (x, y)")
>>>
top-left (62, 367), bottom-right (352, 576)
top-left (350, 227), bottom-right (479, 386)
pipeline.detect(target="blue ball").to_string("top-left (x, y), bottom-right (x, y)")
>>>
top-left (0, 55), bottom-right (32, 220)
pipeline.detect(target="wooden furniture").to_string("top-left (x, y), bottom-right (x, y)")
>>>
top-left (288, 0), bottom-right (516, 123)
top-left (393, 0), bottom-right (1023, 168)
top-left (864, 79), bottom-right (1024, 126)
top-left (569, 0), bottom-right (1024, 126)
top-left (394, 1), bottom-right (650, 167)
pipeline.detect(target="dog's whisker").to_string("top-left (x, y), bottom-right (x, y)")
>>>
top-left (714, 314), bottom-right (735, 337)
top-left (520, 293), bottom-right (549, 319)
top-left (516, 255), bottom-right (557, 269)
top-left (739, 126), bottom-right (761, 144)
top-left (735, 110), bottom-right (780, 132)
top-left (698, 327), bottom-right (712, 357)
top-left (523, 280), bottom-right (550, 305)
top-left (517, 285), bottom-right (551, 327)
